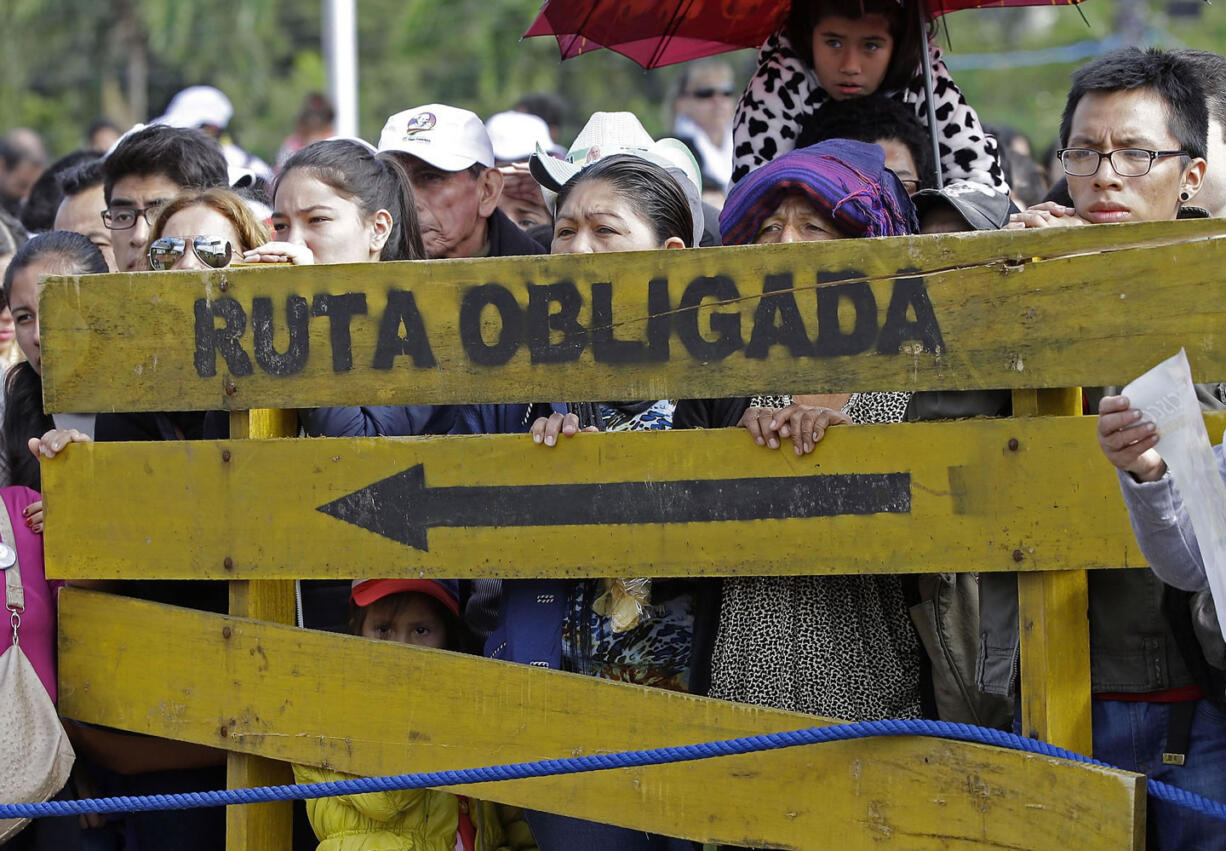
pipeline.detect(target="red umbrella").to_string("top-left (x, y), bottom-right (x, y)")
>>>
top-left (527, 0), bottom-right (1091, 185)
top-left (525, 0), bottom-right (1088, 69)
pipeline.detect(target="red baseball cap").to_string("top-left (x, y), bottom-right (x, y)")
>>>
top-left (350, 578), bottom-right (460, 616)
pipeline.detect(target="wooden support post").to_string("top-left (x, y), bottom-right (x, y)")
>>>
top-left (226, 409), bottom-right (298, 850)
top-left (1014, 388), bottom-right (1093, 755)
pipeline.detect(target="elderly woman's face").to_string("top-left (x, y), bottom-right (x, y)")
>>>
top-left (753, 193), bottom-right (843, 244)
top-left (552, 178), bottom-right (664, 254)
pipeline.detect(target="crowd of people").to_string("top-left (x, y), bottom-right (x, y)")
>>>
top-left (2, 1), bottom-right (1226, 849)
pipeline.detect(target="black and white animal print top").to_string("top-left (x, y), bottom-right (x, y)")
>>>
top-left (731, 29), bottom-right (1008, 194)
top-left (708, 389), bottom-right (922, 721)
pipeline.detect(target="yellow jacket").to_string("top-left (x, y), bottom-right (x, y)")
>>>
top-left (293, 764), bottom-right (536, 851)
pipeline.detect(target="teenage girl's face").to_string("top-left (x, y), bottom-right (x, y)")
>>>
top-left (811, 14), bottom-right (894, 101)
top-left (360, 594), bottom-right (448, 649)
top-left (271, 169), bottom-right (382, 265)
top-left (8, 257), bottom-right (54, 375)
top-left (552, 178), bottom-right (685, 254)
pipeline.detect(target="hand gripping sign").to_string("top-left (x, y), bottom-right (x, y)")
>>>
top-left (1124, 349), bottom-right (1226, 643)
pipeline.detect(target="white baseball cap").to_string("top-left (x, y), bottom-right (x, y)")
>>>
top-left (157, 86), bottom-right (234, 130)
top-left (378, 104), bottom-right (495, 171)
top-left (485, 111), bottom-right (563, 164)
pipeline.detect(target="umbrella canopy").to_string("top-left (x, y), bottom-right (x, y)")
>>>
top-left (525, 0), bottom-right (1088, 69)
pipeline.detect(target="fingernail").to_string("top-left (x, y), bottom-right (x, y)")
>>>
top-left (1146, 423), bottom-right (1156, 432)
top-left (532, 434), bottom-right (542, 444)
top-left (24, 519), bottom-right (31, 527)
top-left (768, 439), bottom-right (778, 449)
top-left (769, 421), bottom-right (778, 429)
top-left (755, 437), bottom-right (764, 446)
top-left (545, 435), bottom-right (555, 446)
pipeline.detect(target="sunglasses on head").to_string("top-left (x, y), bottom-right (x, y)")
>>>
top-left (147, 235), bottom-right (234, 271)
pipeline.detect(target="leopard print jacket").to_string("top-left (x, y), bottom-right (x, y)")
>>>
top-left (731, 29), bottom-right (1008, 195)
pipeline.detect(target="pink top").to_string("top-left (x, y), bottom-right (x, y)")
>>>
top-left (0, 486), bottom-right (61, 702)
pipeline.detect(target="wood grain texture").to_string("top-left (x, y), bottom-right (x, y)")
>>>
top-left (224, 410), bottom-right (297, 850)
top-left (39, 219), bottom-right (1226, 413)
top-left (1014, 390), bottom-right (1093, 756)
top-left (57, 589), bottom-right (1144, 851)
top-left (43, 417), bottom-right (1146, 580)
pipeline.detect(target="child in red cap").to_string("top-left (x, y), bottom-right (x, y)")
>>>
top-left (293, 578), bottom-right (534, 851)
top-left (347, 578), bottom-right (464, 650)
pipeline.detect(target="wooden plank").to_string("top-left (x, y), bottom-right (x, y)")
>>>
top-left (44, 416), bottom-right (1143, 580)
top-left (1014, 390), bottom-right (1094, 756)
top-left (39, 219), bottom-right (1226, 413)
top-left (1018, 570), bottom-right (1093, 752)
top-left (56, 589), bottom-right (1144, 851)
top-left (224, 410), bottom-right (298, 851)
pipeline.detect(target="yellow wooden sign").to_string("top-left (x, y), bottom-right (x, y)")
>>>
top-left (44, 416), bottom-right (1143, 580)
top-left (57, 589), bottom-right (1144, 850)
top-left (40, 219), bottom-right (1226, 413)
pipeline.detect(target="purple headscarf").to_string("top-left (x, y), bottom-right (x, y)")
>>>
top-left (719, 139), bottom-right (918, 245)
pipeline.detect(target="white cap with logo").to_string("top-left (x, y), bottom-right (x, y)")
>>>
top-left (378, 104), bottom-right (495, 171)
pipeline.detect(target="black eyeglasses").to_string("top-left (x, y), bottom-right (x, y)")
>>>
top-left (147, 235), bottom-right (234, 271)
top-left (102, 203), bottom-right (167, 230)
top-left (687, 87), bottom-right (736, 99)
top-left (1057, 147), bottom-right (1189, 177)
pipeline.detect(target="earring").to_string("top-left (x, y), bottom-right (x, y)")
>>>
top-left (1181, 191), bottom-right (1190, 202)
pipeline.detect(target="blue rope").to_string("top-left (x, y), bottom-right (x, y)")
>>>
top-left (2, 718), bottom-right (1224, 821)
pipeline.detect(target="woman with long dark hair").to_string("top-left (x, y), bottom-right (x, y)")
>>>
top-left (2, 232), bottom-right (107, 497)
top-left (0, 230), bottom-right (106, 851)
top-left (245, 138), bottom-right (425, 266)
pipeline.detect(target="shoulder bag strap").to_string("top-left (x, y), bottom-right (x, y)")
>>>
top-left (0, 501), bottom-right (24, 636)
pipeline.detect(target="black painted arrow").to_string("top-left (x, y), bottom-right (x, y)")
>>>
top-left (317, 464), bottom-right (911, 551)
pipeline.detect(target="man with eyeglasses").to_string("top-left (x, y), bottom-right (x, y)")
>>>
top-left (100, 125), bottom-right (229, 272)
top-left (671, 59), bottom-right (737, 192)
top-left (988, 48), bottom-right (1224, 851)
top-left (1006, 49), bottom-right (1206, 231)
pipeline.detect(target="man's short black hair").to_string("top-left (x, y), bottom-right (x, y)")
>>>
top-left (60, 159), bottom-right (105, 198)
top-left (1175, 49), bottom-right (1226, 142)
top-left (102, 125), bottom-right (229, 205)
top-left (513, 93), bottom-right (569, 131)
top-left (20, 150), bottom-right (101, 232)
top-left (796, 95), bottom-right (936, 190)
top-left (1060, 48), bottom-right (1208, 160)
